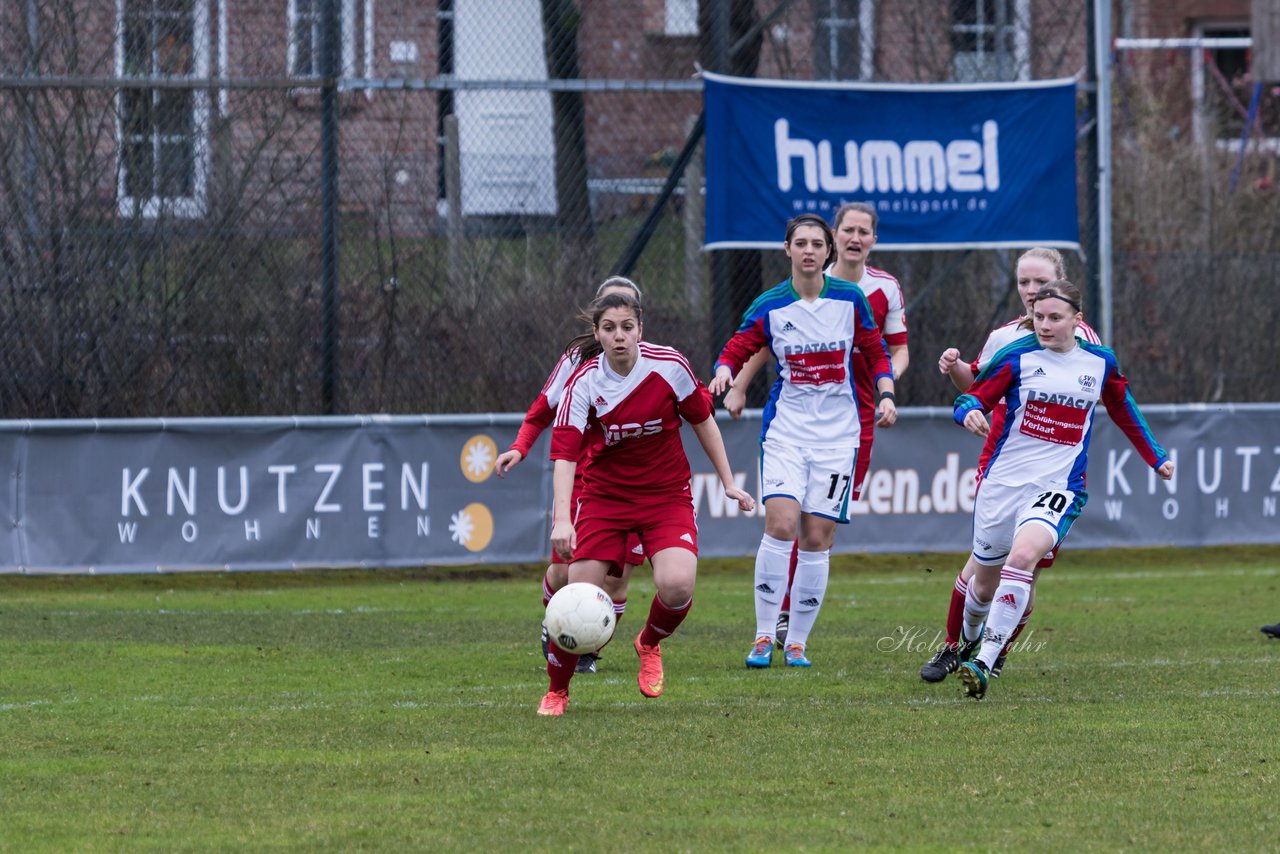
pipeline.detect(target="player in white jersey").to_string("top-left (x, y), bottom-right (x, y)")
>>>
top-left (920, 248), bottom-right (1100, 684)
top-left (535, 292), bottom-right (755, 716)
top-left (951, 280), bottom-right (1174, 699)
top-left (495, 277), bottom-right (645, 674)
top-left (722, 203), bottom-right (910, 649)
top-left (710, 213), bottom-right (896, 669)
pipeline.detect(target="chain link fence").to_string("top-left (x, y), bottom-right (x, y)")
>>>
top-left (0, 1), bottom-right (1276, 418)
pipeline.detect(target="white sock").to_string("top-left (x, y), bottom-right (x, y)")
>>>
top-left (978, 568), bottom-right (1034, 669)
top-left (961, 576), bottom-right (992, 644)
top-left (753, 534), bottom-right (792, 640)
top-left (783, 549), bottom-right (829, 648)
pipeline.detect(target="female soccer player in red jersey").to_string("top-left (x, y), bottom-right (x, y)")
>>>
top-left (920, 248), bottom-right (1102, 684)
top-left (710, 213), bottom-right (896, 670)
top-left (722, 203), bottom-right (909, 648)
top-left (536, 292), bottom-right (755, 716)
top-left (951, 281), bottom-right (1173, 699)
top-left (495, 277), bottom-right (644, 674)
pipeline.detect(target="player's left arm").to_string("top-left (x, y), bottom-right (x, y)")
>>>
top-left (689, 415), bottom-right (756, 513)
top-left (1099, 360), bottom-right (1172, 476)
top-left (882, 285), bottom-right (909, 380)
top-left (889, 343), bottom-right (909, 381)
top-left (677, 378), bottom-right (755, 512)
top-left (852, 300), bottom-right (896, 427)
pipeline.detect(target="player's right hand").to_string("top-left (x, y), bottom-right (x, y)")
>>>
top-left (550, 520), bottom-right (576, 561)
top-left (963, 409), bottom-right (990, 437)
top-left (707, 366), bottom-right (734, 397)
top-left (938, 347), bottom-right (961, 375)
top-left (494, 449), bottom-right (523, 477)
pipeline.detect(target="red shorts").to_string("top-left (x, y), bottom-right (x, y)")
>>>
top-left (547, 482), bottom-right (645, 568)
top-left (571, 491), bottom-right (698, 569)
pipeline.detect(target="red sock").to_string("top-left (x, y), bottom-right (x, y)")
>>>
top-left (638, 594), bottom-right (692, 647)
top-left (1000, 607), bottom-right (1033, 657)
top-left (541, 573), bottom-right (555, 608)
top-left (945, 573), bottom-right (968, 647)
top-left (780, 542), bottom-right (799, 612)
top-left (547, 641), bottom-right (580, 692)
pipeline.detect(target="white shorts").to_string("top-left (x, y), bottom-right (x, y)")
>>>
top-left (760, 439), bottom-right (858, 523)
top-left (970, 481), bottom-right (1086, 566)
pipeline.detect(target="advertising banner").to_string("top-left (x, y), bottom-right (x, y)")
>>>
top-left (0, 405), bottom-right (1276, 573)
top-left (702, 71), bottom-right (1080, 250)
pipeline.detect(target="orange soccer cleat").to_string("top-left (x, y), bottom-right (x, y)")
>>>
top-left (536, 689), bottom-right (569, 716)
top-left (634, 633), bottom-right (665, 698)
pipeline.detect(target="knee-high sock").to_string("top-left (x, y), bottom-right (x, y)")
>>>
top-left (754, 534), bottom-right (793, 639)
top-left (639, 594), bottom-right (692, 647)
top-left (961, 576), bottom-right (992, 644)
top-left (542, 573), bottom-right (555, 608)
top-left (945, 572), bottom-right (968, 647)
top-left (978, 568), bottom-right (1034, 669)
top-left (783, 549), bottom-right (829, 648)
top-left (780, 541), bottom-right (800, 613)
top-left (547, 641), bottom-right (580, 692)
top-left (999, 605), bottom-right (1033, 657)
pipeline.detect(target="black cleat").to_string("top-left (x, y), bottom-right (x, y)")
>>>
top-left (959, 659), bottom-right (990, 700)
top-left (774, 611), bottom-right (790, 649)
top-left (920, 644), bottom-right (959, 683)
top-left (575, 652), bottom-right (599, 674)
top-left (540, 621), bottom-right (550, 660)
top-left (1262, 623), bottom-right (1280, 639)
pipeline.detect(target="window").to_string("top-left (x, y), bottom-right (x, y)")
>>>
top-left (665, 0), bottom-right (698, 37)
top-left (289, 0), bottom-right (356, 78)
top-left (815, 0), bottom-right (875, 81)
top-left (1191, 23), bottom-right (1276, 149)
top-left (950, 0), bottom-right (1030, 82)
top-left (118, 0), bottom-right (209, 218)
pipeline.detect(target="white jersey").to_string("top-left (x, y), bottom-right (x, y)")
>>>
top-left (956, 335), bottom-right (1167, 494)
top-left (715, 276), bottom-right (892, 449)
top-left (970, 317), bottom-right (1101, 477)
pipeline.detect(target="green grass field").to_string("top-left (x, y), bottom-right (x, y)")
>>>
top-left (1, 546), bottom-right (1277, 851)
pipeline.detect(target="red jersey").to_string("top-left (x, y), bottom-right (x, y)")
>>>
top-left (552, 342), bottom-right (714, 499)
top-left (847, 265), bottom-right (908, 433)
top-left (509, 350), bottom-right (579, 458)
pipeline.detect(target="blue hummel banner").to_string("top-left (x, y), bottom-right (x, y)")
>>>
top-left (703, 72), bottom-right (1080, 251)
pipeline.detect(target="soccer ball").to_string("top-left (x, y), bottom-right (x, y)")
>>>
top-left (544, 582), bottom-right (616, 655)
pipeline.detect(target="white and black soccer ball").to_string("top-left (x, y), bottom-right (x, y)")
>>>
top-left (544, 582), bottom-right (616, 655)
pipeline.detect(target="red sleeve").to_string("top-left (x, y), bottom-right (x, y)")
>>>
top-left (954, 362), bottom-right (1015, 423)
top-left (715, 320), bottom-right (768, 375)
top-left (677, 382), bottom-right (715, 424)
top-left (549, 424), bottom-right (586, 462)
top-left (1100, 368), bottom-right (1167, 468)
top-left (854, 312), bottom-right (892, 383)
top-left (509, 393), bottom-right (555, 457)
